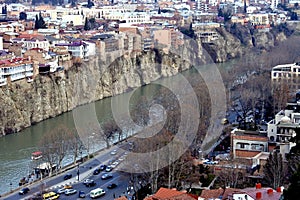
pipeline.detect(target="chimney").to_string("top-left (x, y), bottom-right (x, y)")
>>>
top-left (256, 192), bottom-right (262, 199)
top-left (276, 187), bottom-right (281, 193)
top-left (255, 183), bottom-right (262, 189)
top-left (267, 189), bottom-right (273, 195)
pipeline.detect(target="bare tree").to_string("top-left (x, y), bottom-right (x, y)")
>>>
top-left (39, 125), bottom-right (74, 175)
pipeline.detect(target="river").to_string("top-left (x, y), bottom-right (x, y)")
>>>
top-left (0, 63), bottom-right (228, 195)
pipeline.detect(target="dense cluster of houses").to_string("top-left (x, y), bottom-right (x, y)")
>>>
top-left (0, 0), bottom-right (298, 87)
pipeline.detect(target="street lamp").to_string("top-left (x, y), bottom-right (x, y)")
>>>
top-left (77, 164), bottom-right (80, 181)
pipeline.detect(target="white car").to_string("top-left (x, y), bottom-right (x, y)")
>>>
top-left (110, 150), bottom-right (117, 155)
top-left (56, 188), bottom-right (66, 194)
top-left (65, 188), bottom-right (77, 195)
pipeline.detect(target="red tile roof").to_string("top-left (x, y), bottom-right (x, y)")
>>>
top-left (145, 188), bottom-right (198, 200)
top-left (200, 188), bottom-right (224, 199)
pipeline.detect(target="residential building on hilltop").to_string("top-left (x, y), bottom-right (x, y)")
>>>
top-left (267, 101), bottom-right (300, 159)
top-left (271, 63), bottom-right (300, 92)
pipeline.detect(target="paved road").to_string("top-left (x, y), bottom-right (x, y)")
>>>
top-left (2, 142), bottom-right (134, 200)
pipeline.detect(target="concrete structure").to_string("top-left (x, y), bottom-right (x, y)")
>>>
top-left (271, 63), bottom-right (300, 92)
top-left (267, 102), bottom-right (299, 160)
top-left (0, 57), bottom-right (34, 86)
top-left (231, 129), bottom-right (269, 159)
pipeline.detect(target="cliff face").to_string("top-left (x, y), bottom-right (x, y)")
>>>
top-left (0, 50), bottom-right (193, 135)
top-left (202, 24), bottom-right (288, 62)
top-left (0, 25), bottom-right (291, 136)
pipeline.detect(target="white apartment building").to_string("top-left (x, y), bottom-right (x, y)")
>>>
top-left (55, 40), bottom-right (95, 60)
top-left (271, 63), bottom-right (300, 79)
top-left (267, 102), bottom-right (300, 159)
top-left (13, 37), bottom-right (50, 52)
top-left (0, 57), bottom-right (34, 86)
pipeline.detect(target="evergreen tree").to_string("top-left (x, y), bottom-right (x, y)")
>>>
top-left (263, 151), bottom-right (285, 189)
top-left (87, 0), bottom-right (94, 8)
top-left (2, 5), bottom-right (7, 15)
top-left (34, 14), bottom-right (39, 29)
top-left (84, 17), bottom-right (90, 31)
top-left (38, 12), bottom-right (46, 29)
top-left (19, 12), bottom-right (27, 20)
top-left (284, 128), bottom-right (300, 199)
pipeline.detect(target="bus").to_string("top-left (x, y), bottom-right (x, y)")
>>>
top-left (90, 188), bottom-right (105, 198)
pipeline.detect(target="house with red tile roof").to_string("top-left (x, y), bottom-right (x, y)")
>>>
top-left (144, 187), bottom-right (198, 200)
top-left (199, 184), bottom-right (283, 200)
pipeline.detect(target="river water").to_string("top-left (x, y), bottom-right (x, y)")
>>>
top-left (0, 63), bottom-right (228, 195)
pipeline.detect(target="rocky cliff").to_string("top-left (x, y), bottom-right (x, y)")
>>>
top-left (202, 23), bottom-right (289, 62)
top-left (0, 24), bottom-right (293, 136)
top-left (0, 49), bottom-right (196, 135)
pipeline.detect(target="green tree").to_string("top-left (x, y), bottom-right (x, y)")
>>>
top-left (87, 0), bottom-right (94, 8)
top-left (19, 12), bottom-right (27, 20)
top-left (284, 128), bottom-right (300, 199)
top-left (84, 17), bottom-right (90, 31)
top-left (263, 151), bottom-right (285, 189)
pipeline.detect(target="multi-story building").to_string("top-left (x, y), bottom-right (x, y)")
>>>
top-left (267, 102), bottom-right (300, 159)
top-left (0, 57), bottom-right (34, 86)
top-left (231, 129), bottom-right (269, 159)
top-left (55, 40), bottom-right (94, 60)
top-left (271, 63), bottom-right (300, 92)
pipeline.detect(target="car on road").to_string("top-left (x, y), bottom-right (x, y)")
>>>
top-left (204, 160), bottom-right (218, 165)
top-left (64, 184), bottom-right (73, 189)
top-left (83, 179), bottom-right (96, 187)
top-left (93, 168), bottom-right (101, 175)
top-left (56, 188), bottom-right (67, 194)
top-left (107, 183), bottom-right (117, 189)
top-left (105, 165), bottom-right (113, 172)
top-left (43, 191), bottom-right (60, 199)
top-left (110, 150), bottom-right (117, 155)
top-left (90, 188), bottom-right (105, 198)
top-left (79, 190), bottom-right (86, 198)
top-left (101, 173), bottom-right (113, 180)
top-left (65, 188), bottom-right (77, 195)
top-left (99, 164), bottom-right (107, 171)
top-left (19, 187), bottom-right (30, 195)
top-left (63, 173), bottom-right (72, 180)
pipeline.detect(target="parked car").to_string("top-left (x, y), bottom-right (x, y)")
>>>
top-left (65, 189), bottom-right (77, 195)
top-left (110, 150), bottom-right (117, 155)
top-left (93, 168), bottom-right (101, 175)
top-left (105, 165), bottom-right (113, 172)
top-left (79, 190), bottom-right (86, 198)
top-left (19, 187), bottom-right (30, 195)
top-left (99, 164), bottom-right (107, 171)
top-left (107, 183), bottom-right (117, 189)
top-left (101, 173), bottom-right (113, 180)
top-left (63, 173), bottom-right (72, 180)
top-left (83, 179), bottom-right (96, 187)
top-left (204, 160), bottom-right (218, 165)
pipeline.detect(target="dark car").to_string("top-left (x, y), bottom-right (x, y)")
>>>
top-left (107, 183), bottom-right (117, 189)
top-left (93, 168), bottom-right (100, 175)
top-left (19, 187), bottom-right (30, 195)
top-left (83, 179), bottom-right (96, 187)
top-left (101, 173), bottom-right (113, 180)
top-left (63, 173), bottom-right (72, 180)
top-left (99, 164), bottom-right (107, 171)
top-left (79, 190), bottom-right (86, 198)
